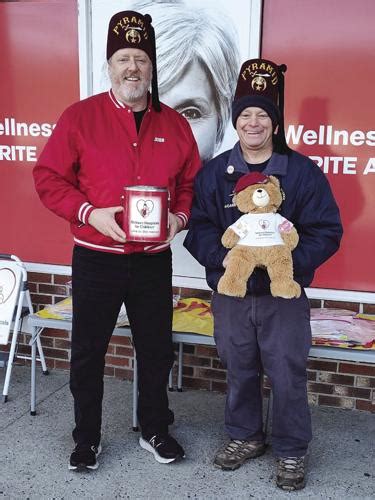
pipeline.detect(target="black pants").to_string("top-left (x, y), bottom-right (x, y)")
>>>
top-left (70, 245), bottom-right (174, 446)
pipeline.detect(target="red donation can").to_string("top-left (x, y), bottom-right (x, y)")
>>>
top-left (122, 186), bottom-right (169, 242)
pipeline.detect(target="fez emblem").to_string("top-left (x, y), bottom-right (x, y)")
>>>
top-left (251, 75), bottom-right (267, 92)
top-left (126, 28), bottom-right (141, 44)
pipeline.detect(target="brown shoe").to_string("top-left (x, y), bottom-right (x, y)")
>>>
top-left (214, 439), bottom-right (266, 471)
top-left (276, 456), bottom-right (306, 491)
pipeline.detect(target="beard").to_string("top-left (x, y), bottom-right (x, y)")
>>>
top-left (109, 65), bottom-right (152, 106)
top-left (117, 78), bottom-right (150, 103)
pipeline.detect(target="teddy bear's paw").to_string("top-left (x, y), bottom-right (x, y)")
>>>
top-left (218, 277), bottom-right (247, 298)
top-left (270, 280), bottom-right (301, 299)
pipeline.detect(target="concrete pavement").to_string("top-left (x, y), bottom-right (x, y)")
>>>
top-left (0, 365), bottom-right (374, 499)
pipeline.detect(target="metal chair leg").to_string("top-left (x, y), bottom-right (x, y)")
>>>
top-left (168, 366), bottom-right (174, 391)
top-left (177, 342), bottom-right (183, 392)
top-left (132, 353), bottom-right (139, 431)
top-left (30, 330), bottom-right (37, 416)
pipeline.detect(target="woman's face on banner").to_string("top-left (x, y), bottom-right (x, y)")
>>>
top-left (161, 60), bottom-right (218, 163)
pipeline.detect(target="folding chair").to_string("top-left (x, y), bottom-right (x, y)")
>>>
top-left (0, 254), bottom-right (48, 415)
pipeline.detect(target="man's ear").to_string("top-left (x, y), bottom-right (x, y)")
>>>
top-left (273, 124), bottom-right (279, 135)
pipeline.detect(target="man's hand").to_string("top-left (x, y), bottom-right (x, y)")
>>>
top-left (88, 206), bottom-right (126, 243)
top-left (166, 213), bottom-right (184, 242)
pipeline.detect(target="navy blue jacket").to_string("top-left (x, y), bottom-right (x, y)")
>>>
top-left (184, 142), bottom-right (343, 294)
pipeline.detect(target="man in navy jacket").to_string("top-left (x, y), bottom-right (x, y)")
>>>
top-left (184, 58), bottom-right (342, 491)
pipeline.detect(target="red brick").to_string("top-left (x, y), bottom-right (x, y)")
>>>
top-left (42, 347), bottom-right (69, 360)
top-left (318, 395), bottom-right (354, 409)
top-left (182, 376), bottom-right (210, 390)
top-left (196, 367), bottom-right (226, 381)
top-left (183, 354), bottom-right (210, 367)
top-left (40, 337), bottom-right (54, 348)
top-left (42, 329), bottom-right (70, 339)
top-left (29, 272), bottom-right (52, 283)
top-left (182, 344), bottom-right (194, 354)
top-left (307, 359), bottom-right (338, 372)
top-left (356, 400), bottom-right (375, 413)
top-left (45, 359), bottom-right (54, 370)
top-left (182, 366), bottom-right (194, 376)
top-left (17, 345), bottom-right (31, 356)
top-left (110, 335), bottom-right (132, 346)
top-left (324, 300), bottom-right (359, 313)
top-left (104, 366), bottom-right (114, 376)
top-left (307, 370), bottom-right (317, 381)
top-left (317, 372), bottom-right (354, 385)
top-left (28, 283), bottom-right (38, 293)
top-left (39, 284), bottom-right (68, 295)
top-left (339, 363), bottom-right (375, 376)
top-left (179, 288), bottom-right (212, 301)
top-left (114, 367), bottom-right (133, 380)
top-left (362, 304), bottom-right (375, 314)
top-left (195, 345), bottom-right (217, 357)
top-left (53, 275), bottom-right (72, 285)
top-left (31, 294), bottom-right (53, 305)
top-left (54, 338), bottom-right (71, 350)
top-left (212, 358), bottom-right (225, 370)
top-left (105, 355), bottom-right (130, 367)
top-left (106, 345), bottom-right (114, 355)
top-left (53, 296), bottom-right (69, 304)
top-left (309, 300), bottom-right (322, 308)
top-left (307, 382), bottom-right (333, 395)
top-left (115, 346), bottom-right (134, 357)
top-left (332, 386), bottom-right (371, 399)
top-left (212, 381), bottom-right (227, 392)
top-left (55, 360), bottom-right (70, 371)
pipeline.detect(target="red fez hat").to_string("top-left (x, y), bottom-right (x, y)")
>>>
top-left (234, 172), bottom-right (270, 194)
top-left (107, 11), bottom-right (153, 60)
top-left (107, 11), bottom-right (161, 111)
top-left (232, 58), bottom-right (289, 153)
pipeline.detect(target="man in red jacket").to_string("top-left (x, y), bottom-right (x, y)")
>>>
top-left (34, 10), bottom-right (200, 470)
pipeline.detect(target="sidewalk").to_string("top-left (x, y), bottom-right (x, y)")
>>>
top-left (1, 365), bottom-right (374, 499)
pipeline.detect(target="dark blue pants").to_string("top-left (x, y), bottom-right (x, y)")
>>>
top-left (212, 291), bottom-right (312, 457)
top-left (70, 246), bottom-right (174, 446)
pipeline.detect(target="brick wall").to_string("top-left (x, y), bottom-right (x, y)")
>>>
top-left (2, 272), bottom-right (374, 414)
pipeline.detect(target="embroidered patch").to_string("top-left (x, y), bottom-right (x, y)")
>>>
top-left (154, 137), bottom-right (165, 142)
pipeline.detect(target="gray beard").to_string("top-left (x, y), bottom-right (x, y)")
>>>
top-left (118, 80), bottom-right (150, 103)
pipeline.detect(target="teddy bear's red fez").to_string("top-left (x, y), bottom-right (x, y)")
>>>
top-left (234, 172), bottom-right (270, 194)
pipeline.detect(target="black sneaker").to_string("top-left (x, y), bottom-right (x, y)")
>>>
top-left (69, 444), bottom-right (102, 471)
top-left (139, 434), bottom-right (185, 464)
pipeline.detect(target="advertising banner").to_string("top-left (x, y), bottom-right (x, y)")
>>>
top-left (262, 0), bottom-right (375, 291)
top-left (0, 0), bottom-right (79, 264)
top-left (1, 0), bottom-right (372, 294)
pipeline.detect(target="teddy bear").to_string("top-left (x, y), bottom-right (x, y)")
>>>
top-left (217, 171), bottom-right (301, 299)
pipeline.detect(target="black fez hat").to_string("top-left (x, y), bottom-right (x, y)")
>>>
top-left (232, 58), bottom-right (289, 152)
top-left (107, 11), bottom-right (161, 111)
